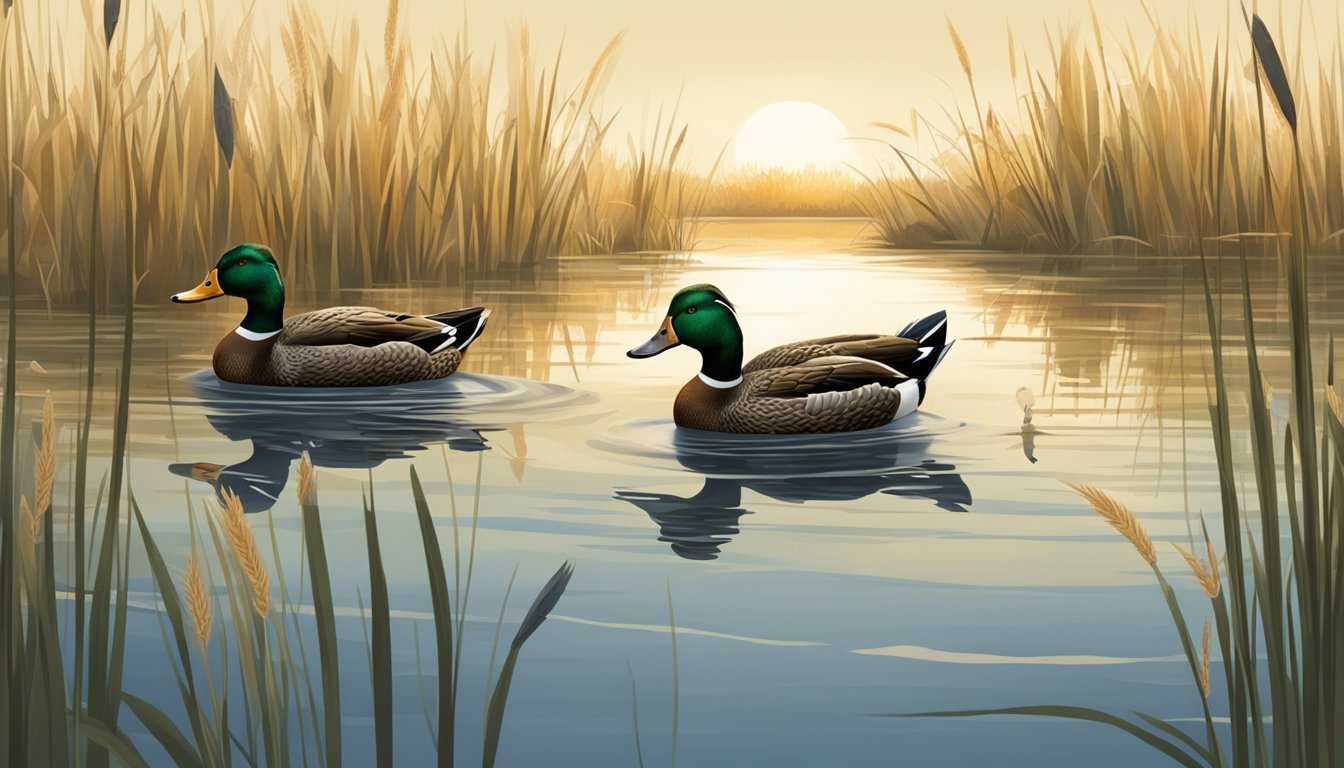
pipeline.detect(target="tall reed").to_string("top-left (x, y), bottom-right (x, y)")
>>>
top-left (886, 14), bottom-right (1344, 768)
top-left (859, 12), bottom-right (1344, 257)
top-left (0, 2), bottom-right (701, 305)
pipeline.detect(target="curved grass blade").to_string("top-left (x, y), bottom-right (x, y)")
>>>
top-left (873, 706), bottom-right (1207, 768)
top-left (103, 0), bottom-right (121, 48)
top-left (301, 481), bottom-right (341, 767)
top-left (483, 562), bottom-right (575, 768)
top-left (123, 694), bottom-right (205, 768)
top-left (79, 714), bottom-right (151, 768)
top-left (363, 489), bottom-right (393, 766)
top-left (410, 467), bottom-right (454, 766)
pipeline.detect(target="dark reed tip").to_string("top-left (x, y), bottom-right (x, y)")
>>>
top-left (1250, 14), bottom-right (1298, 133)
top-left (213, 67), bottom-right (236, 169)
top-left (103, 0), bottom-right (121, 48)
top-left (511, 561), bottom-right (575, 649)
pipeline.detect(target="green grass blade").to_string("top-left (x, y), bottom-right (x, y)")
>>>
top-left (873, 706), bottom-right (1207, 768)
top-left (301, 486), bottom-right (341, 768)
top-left (410, 466), bottom-right (454, 766)
top-left (123, 694), bottom-right (205, 768)
top-left (363, 488), bottom-right (393, 767)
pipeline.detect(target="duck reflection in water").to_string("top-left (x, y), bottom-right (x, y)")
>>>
top-left (172, 373), bottom-right (511, 513)
top-left (615, 418), bottom-right (972, 560)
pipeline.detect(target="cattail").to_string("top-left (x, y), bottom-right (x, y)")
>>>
top-left (296, 451), bottom-right (315, 506)
top-left (33, 391), bottom-right (56, 532)
top-left (1249, 15), bottom-right (1298, 133)
top-left (219, 488), bottom-right (271, 617)
top-left (947, 20), bottom-right (972, 79)
top-left (184, 556), bottom-right (212, 651)
top-left (1198, 620), bottom-right (1211, 698)
top-left (511, 561), bottom-right (574, 649)
top-left (1068, 483), bottom-right (1157, 566)
top-left (103, 0), bottom-right (121, 48)
top-left (1173, 542), bottom-right (1221, 598)
top-left (213, 67), bottom-right (236, 169)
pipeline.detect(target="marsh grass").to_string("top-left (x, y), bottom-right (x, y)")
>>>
top-left (884, 13), bottom-right (1344, 767)
top-left (702, 167), bottom-right (865, 218)
top-left (859, 13), bottom-right (1344, 255)
top-left (0, 1), bottom-right (700, 306)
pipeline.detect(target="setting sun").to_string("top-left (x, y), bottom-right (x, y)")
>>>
top-left (732, 101), bottom-right (863, 173)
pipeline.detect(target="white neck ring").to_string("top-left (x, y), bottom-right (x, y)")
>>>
top-left (234, 326), bottom-right (281, 341)
top-left (698, 372), bottom-right (742, 389)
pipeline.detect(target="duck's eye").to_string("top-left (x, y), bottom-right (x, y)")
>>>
top-left (686, 306), bottom-right (697, 314)
top-left (237, 259), bottom-right (246, 267)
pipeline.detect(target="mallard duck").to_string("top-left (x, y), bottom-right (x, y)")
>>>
top-left (171, 244), bottom-right (490, 387)
top-left (627, 284), bottom-right (952, 433)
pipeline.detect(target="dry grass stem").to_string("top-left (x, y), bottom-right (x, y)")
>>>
top-left (184, 555), bottom-right (212, 651)
top-left (1068, 483), bottom-right (1157, 566)
top-left (1199, 619), bottom-right (1211, 698)
top-left (219, 488), bottom-right (272, 618)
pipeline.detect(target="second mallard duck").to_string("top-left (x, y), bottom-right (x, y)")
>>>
top-left (172, 244), bottom-right (489, 387)
top-left (628, 284), bottom-right (952, 434)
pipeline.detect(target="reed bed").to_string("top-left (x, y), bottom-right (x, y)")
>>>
top-left (0, 0), bottom-right (700, 307)
top-left (887, 14), bottom-right (1344, 768)
top-left (703, 167), bottom-right (865, 218)
top-left (858, 12), bottom-right (1344, 255)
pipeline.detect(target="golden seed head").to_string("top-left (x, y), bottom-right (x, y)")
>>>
top-left (1259, 372), bottom-right (1273, 409)
top-left (1327, 387), bottom-right (1342, 425)
top-left (1068, 483), bottom-right (1156, 566)
top-left (34, 391), bottom-right (56, 521)
top-left (184, 556), bottom-right (213, 651)
top-left (947, 21), bottom-right (972, 79)
top-left (1173, 542), bottom-right (1221, 598)
top-left (297, 451), bottom-right (315, 506)
top-left (218, 489), bottom-right (271, 618)
top-left (21, 495), bottom-right (37, 548)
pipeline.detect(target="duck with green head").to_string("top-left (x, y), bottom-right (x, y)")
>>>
top-left (628, 284), bottom-right (952, 433)
top-left (172, 244), bottom-right (490, 387)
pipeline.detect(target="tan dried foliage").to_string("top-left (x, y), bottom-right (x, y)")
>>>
top-left (219, 488), bottom-right (271, 618)
top-left (184, 555), bottom-right (213, 650)
top-left (1068, 483), bottom-right (1157, 566)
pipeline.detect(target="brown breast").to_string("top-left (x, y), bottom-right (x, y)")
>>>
top-left (213, 332), bottom-right (280, 385)
top-left (673, 376), bottom-right (740, 431)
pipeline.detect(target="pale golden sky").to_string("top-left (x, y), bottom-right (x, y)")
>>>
top-left (49, 0), bottom-right (1340, 171)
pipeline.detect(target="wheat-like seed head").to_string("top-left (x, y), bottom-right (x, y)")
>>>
top-left (297, 451), bottom-right (315, 506)
top-left (34, 390), bottom-right (56, 520)
top-left (1172, 542), bottom-right (1221, 598)
top-left (219, 488), bottom-right (271, 618)
top-left (184, 555), bottom-right (212, 651)
top-left (1068, 483), bottom-right (1157, 566)
top-left (1199, 619), bottom-right (1211, 698)
top-left (947, 21), bottom-right (972, 79)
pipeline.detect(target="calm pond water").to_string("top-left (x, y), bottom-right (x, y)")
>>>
top-left (9, 219), bottom-right (1333, 766)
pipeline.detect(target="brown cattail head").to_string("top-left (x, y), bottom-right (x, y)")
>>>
top-left (1250, 15), bottom-right (1298, 133)
top-left (1172, 542), bottom-right (1221, 598)
top-left (1198, 619), bottom-right (1212, 698)
top-left (1068, 483), bottom-right (1157, 566)
top-left (184, 555), bottom-right (213, 651)
top-left (219, 488), bottom-right (271, 618)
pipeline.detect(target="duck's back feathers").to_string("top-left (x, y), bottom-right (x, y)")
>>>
top-left (281, 306), bottom-right (489, 353)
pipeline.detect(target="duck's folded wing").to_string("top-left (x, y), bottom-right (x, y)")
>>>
top-left (756, 355), bottom-right (907, 398)
top-left (745, 335), bottom-right (919, 373)
top-left (283, 307), bottom-right (445, 347)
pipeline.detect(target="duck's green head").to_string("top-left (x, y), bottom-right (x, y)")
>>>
top-left (628, 284), bottom-right (744, 382)
top-left (172, 245), bottom-right (286, 334)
